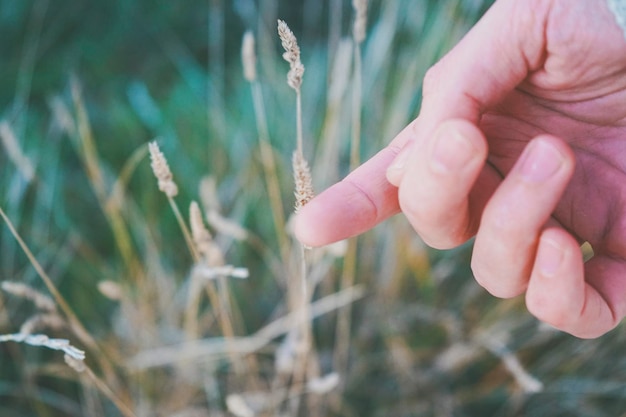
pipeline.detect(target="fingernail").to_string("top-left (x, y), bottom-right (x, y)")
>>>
top-left (388, 144), bottom-right (412, 172)
top-left (520, 140), bottom-right (564, 182)
top-left (430, 126), bottom-right (477, 174)
top-left (537, 237), bottom-right (564, 277)
top-left (387, 142), bottom-right (414, 183)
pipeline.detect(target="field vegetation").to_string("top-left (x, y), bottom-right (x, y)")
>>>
top-left (1, 0), bottom-right (626, 416)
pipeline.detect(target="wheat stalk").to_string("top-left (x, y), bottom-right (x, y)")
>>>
top-left (292, 152), bottom-right (315, 214)
top-left (188, 201), bottom-right (262, 391)
top-left (71, 80), bottom-right (143, 286)
top-left (0, 207), bottom-right (97, 353)
top-left (148, 141), bottom-right (199, 263)
top-left (128, 285), bottom-right (366, 369)
top-left (242, 31), bottom-right (290, 266)
top-left (64, 354), bottom-right (138, 417)
top-left (334, 1), bottom-right (369, 404)
top-left (185, 200), bottom-right (228, 339)
top-left (0, 121), bottom-right (35, 182)
top-left (189, 200), bottom-right (220, 263)
top-left (350, 0), bottom-right (367, 169)
top-left (148, 142), bottom-right (257, 386)
top-left (352, 0), bottom-right (368, 44)
top-left (148, 141), bottom-right (178, 198)
top-left (0, 206), bottom-right (133, 411)
top-left (277, 19), bottom-right (320, 416)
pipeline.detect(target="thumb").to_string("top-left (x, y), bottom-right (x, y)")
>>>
top-left (294, 0), bottom-right (549, 247)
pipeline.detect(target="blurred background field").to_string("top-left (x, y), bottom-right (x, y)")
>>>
top-left (2, 0), bottom-right (626, 416)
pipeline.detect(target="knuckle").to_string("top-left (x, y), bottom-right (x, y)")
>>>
top-left (398, 186), bottom-right (472, 249)
top-left (422, 64), bottom-right (444, 98)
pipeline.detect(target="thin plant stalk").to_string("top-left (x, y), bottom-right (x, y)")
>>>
top-left (182, 203), bottom-right (256, 388)
top-left (107, 144), bottom-right (150, 213)
top-left (167, 197), bottom-right (200, 262)
top-left (327, 0), bottom-right (343, 72)
top-left (0, 207), bottom-right (83, 338)
top-left (71, 80), bottom-right (144, 286)
top-left (128, 285), bottom-right (366, 369)
top-left (148, 143), bottom-right (257, 390)
top-left (243, 31), bottom-right (290, 266)
top-left (335, 0), bottom-right (367, 400)
top-left (74, 362), bottom-right (138, 417)
top-left (0, 207), bottom-right (124, 403)
top-left (207, 0), bottom-right (225, 142)
top-left (277, 19), bottom-right (316, 415)
top-left (172, 199), bottom-right (238, 360)
top-left (296, 88), bottom-right (304, 158)
top-left (179, 209), bottom-right (258, 384)
top-left (188, 201), bottom-right (264, 392)
top-left (251, 81), bottom-right (289, 261)
top-left (285, 86), bottom-right (314, 417)
top-left (252, 83), bottom-right (290, 262)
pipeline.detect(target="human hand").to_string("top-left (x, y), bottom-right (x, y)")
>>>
top-left (294, 0), bottom-right (626, 338)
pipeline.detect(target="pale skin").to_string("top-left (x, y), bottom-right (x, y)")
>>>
top-left (294, 0), bottom-right (626, 338)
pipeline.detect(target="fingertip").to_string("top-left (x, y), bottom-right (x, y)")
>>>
top-left (397, 118), bottom-right (490, 249)
top-left (526, 228), bottom-right (585, 333)
top-left (291, 182), bottom-right (379, 247)
top-left (386, 144), bottom-right (412, 186)
top-left (292, 198), bottom-right (326, 248)
top-left (385, 121), bottom-right (419, 186)
top-left (518, 135), bottom-right (576, 184)
top-left (535, 230), bottom-right (568, 277)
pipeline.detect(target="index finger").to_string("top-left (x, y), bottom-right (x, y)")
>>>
top-left (292, 123), bottom-right (415, 247)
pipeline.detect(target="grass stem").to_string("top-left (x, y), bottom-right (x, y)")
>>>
top-left (250, 80), bottom-right (290, 266)
top-left (334, 18), bottom-right (365, 401)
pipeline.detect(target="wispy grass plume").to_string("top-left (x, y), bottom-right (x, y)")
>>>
top-left (278, 18), bottom-right (317, 415)
top-left (0, 333), bottom-right (85, 360)
top-left (148, 140), bottom-right (198, 261)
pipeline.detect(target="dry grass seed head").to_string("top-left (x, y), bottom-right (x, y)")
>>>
top-left (193, 265), bottom-right (249, 281)
top-left (190, 201), bottom-right (213, 254)
top-left (353, 0), bottom-right (368, 43)
top-left (97, 280), bottom-right (123, 301)
top-left (148, 141), bottom-right (178, 198)
top-left (19, 313), bottom-right (66, 336)
top-left (206, 210), bottom-right (248, 241)
top-left (241, 31), bottom-right (257, 82)
top-left (226, 394), bottom-right (255, 417)
top-left (0, 333), bottom-right (86, 361)
top-left (1, 281), bottom-right (56, 313)
top-left (199, 176), bottom-right (222, 213)
top-left (277, 19), bottom-right (305, 91)
top-left (189, 201), bottom-right (224, 265)
top-left (307, 372), bottom-right (340, 394)
top-left (292, 151), bottom-right (314, 213)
